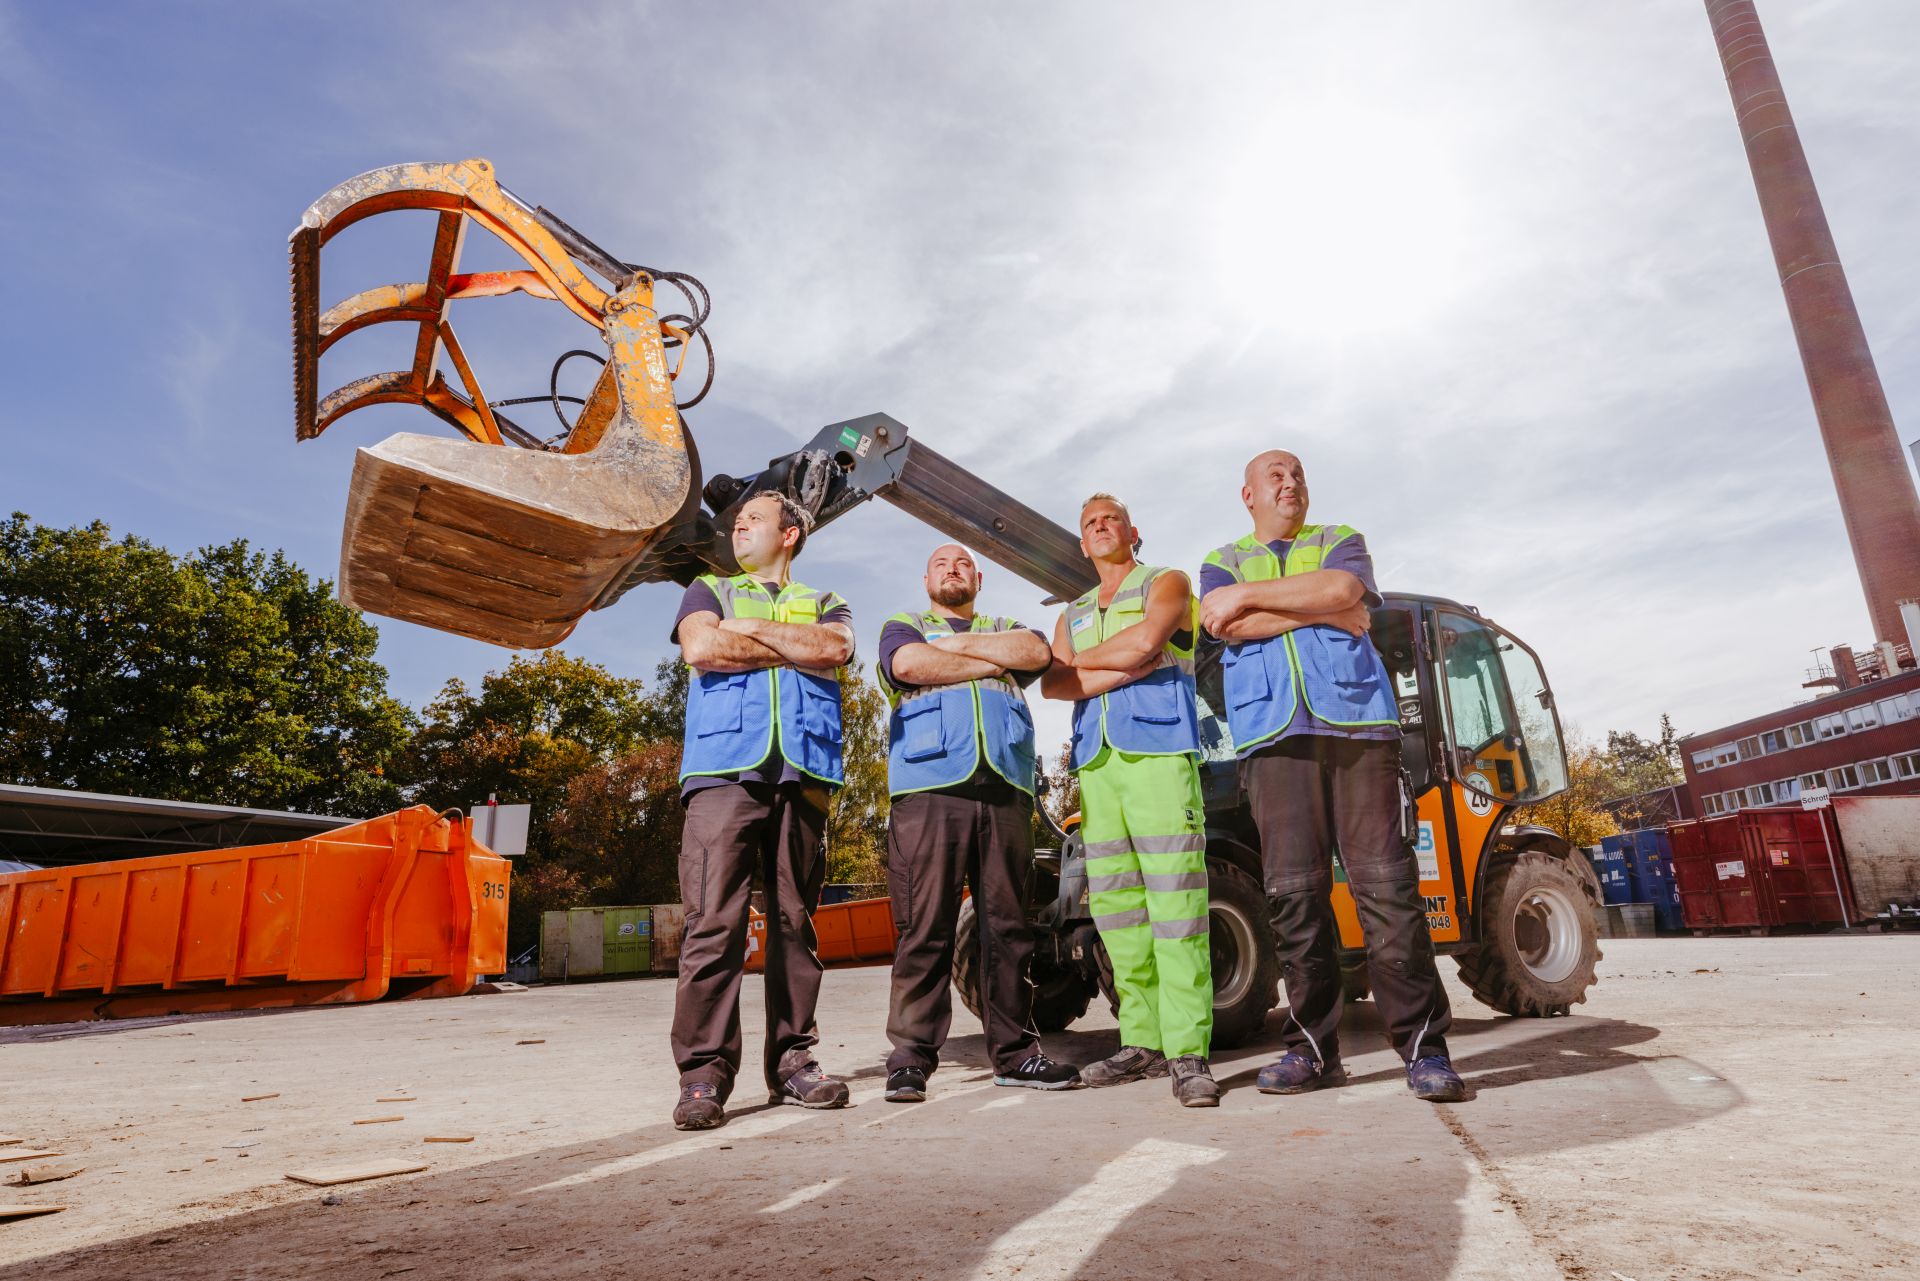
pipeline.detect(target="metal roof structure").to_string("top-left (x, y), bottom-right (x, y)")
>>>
top-left (0, 784), bottom-right (348, 870)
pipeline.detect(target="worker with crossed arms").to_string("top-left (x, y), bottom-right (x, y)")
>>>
top-left (1199, 449), bottom-right (1465, 1103)
top-left (1041, 492), bottom-right (1219, 1107)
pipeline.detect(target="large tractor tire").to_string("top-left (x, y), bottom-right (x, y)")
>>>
top-left (1456, 848), bottom-right (1602, 1017)
top-left (953, 898), bottom-right (1094, 1034)
top-left (1203, 857), bottom-right (1281, 1049)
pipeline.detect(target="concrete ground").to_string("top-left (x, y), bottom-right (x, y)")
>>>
top-left (1, 936), bottom-right (1915, 1280)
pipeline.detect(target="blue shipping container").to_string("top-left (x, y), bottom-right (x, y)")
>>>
top-left (1605, 830), bottom-right (1684, 931)
top-left (1583, 844), bottom-right (1633, 906)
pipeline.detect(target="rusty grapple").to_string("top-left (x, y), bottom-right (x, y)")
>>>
top-left (289, 158), bottom-right (709, 649)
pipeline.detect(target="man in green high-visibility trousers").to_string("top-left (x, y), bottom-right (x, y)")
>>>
top-left (1041, 492), bottom-right (1218, 1107)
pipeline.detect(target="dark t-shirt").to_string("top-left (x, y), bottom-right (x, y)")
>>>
top-left (673, 578), bottom-right (855, 800)
top-left (1197, 532), bottom-right (1396, 749)
top-left (877, 613), bottom-right (1047, 802)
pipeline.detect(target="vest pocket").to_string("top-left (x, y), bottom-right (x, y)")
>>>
top-left (1222, 646), bottom-right (1271, 709)
top-left (797, 675), bottom-right (845, 746)
top-left (897, 699), bottom-right (944, 762)
top-left (692, 671), bottom-right (748, 736)
top-left (1127, 676), bottom-right (1182, 725)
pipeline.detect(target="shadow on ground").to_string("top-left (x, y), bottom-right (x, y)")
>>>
top-left (6, 1004), bottom-right (1740, 1281)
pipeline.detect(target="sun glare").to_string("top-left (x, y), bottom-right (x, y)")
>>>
top-left (1209, 105), bottom-right (1475, 340)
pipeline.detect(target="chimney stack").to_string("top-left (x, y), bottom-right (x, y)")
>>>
top-left (1705, 2), bottom-right (1920, 646)
top-left (1830, 645), bottom-right (1859, 691)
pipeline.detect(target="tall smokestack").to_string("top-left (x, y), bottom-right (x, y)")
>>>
top-left (1705, 1), bottom-right (1920, 646)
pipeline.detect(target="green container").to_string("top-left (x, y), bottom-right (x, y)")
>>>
top-left (602, 906), bottom-right (652, 975)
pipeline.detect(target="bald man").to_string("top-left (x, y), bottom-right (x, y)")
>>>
top-left (1199, 450), bottom-right (1464, 1103)
top-left (875, 544), bottom-right (1081, 1100)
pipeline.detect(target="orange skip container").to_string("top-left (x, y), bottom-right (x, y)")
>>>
top-left (0, 806), bottom-right (509, 1026)
top-left (743, 896), bottom-right (898, 973)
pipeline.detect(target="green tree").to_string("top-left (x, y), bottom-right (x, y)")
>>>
top-left (397, 649), bottom-right (660, 951)
top-left (397, 649), bottom-right (652, 835)
top-left (546, 740), bottom-right (685, 905)
top-left (826, 659), bottom-right (890, 886)
top-left (0, 514), bottom-right (411, 813)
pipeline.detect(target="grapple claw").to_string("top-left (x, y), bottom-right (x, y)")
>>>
top-left (289, 160), bottom-right (694, 648)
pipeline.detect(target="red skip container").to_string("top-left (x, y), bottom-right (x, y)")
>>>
top-left (1667, 807), bottom-right (1854, 931)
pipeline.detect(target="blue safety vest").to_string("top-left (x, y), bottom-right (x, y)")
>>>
top-left (1065, 564), bottom-right (1201, 769)
top-left (1201, 527), bottom-right (1399, 754)
top-left (679, 573), bottom-right (847, 786)
top-left (877, 612), bottom-right (1037, 797)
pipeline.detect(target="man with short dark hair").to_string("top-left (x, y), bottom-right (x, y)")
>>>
top-left (1199, 450), bottom-right (1464, 1103)
top-left (668, 491), bottom-right (856, 1130)
top-left (876, 543), bottom-right (1080, 1102)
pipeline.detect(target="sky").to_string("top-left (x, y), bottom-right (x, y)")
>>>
top-left (3, 0), bottom-right (1918, 764)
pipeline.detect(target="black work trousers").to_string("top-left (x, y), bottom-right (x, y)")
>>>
top-left (885, 779), bottom-right (1040, 1076)
top-left (671, 781), bottom-right (830, 1101)
top-left (1242, 734), bottom-right (1451, 1065)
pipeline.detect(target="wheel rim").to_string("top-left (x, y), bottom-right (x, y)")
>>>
top-left (1209, 898), bottom-right (1258, 1007)
top-left (1510, 883), bottom-right (1583, 984)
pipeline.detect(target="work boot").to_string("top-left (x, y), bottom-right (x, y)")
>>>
top-left (1255, 1050), bottom-right (1347, 1095)
top-left (1406, 1055), bottom-right (1467, 1102)
top-left (1169, 1056), bottom-right (1220, 1108)
top-left (885, 1067), bottom-right (928, 1103)
top-left (672, 1081), bottom-right (724, 1131)
top-left (1079, 1045), bottom-right (1168, 1087)
top-left (993, 1053), bottom-right (1083, 1091)
top-left (770, 1062), bottom-right (851, 1109)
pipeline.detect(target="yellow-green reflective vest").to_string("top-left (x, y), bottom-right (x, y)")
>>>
top-left (876, 611), bottom-right (1037, 797)
top-left (1201, 526), bottom-right (1398, 753)
top-left (1064, 564), bottom-right (1200, 769)
top-left (680, 573), bottom-right (846, 786)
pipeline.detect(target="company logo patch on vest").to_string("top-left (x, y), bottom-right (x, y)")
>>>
top-left (680, 573), bottom-right (847, 787)
top-left (878, 611), bottom-right (1037, 797)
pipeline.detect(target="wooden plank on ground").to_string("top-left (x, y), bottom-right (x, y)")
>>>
top-left (0, 1151), bottom-right (60, 1165)
top-left (284, 1159), bottom-right (428, 1187)
top-left (10, 1162), bottom-right (82, 1186)
top-left (0, 1204), bottom-right (64, 1220)
top-left (353, 1116), bottom-right (403, 1125)
top-left (423, 1136), bottom-right (473, 1143)
top-left (0, 1137), bottom-right (23, 1147)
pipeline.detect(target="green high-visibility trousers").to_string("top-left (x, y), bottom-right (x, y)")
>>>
top-left (1078, 747), bottom-right (1212, 1058)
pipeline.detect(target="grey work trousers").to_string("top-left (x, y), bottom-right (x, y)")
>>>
top-left (671, 780), bottom-right (830, 1100)
top-left (1242, 734), bottom-right (1452, 1065)
top-left (885, 781), bottom-right (1040, 1076)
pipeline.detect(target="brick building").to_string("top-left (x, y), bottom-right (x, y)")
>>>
top-left (1680, 664), bottom-right (1920, 817)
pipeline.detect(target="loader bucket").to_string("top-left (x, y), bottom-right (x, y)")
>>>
top-left (290, 159), bottom-right (693, 649)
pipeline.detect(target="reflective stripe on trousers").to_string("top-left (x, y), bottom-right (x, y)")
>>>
top-left (1077, 747), bottom-right (1212, 1058)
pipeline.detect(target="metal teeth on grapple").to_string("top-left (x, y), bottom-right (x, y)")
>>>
top-left (288, 223), bottom-right (321, 441)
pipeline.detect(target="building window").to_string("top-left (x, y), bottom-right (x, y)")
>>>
top-left (1894, 751), bottom-right (1920, 780)
top-left (1800, 772), bottom-right (1826, 792)
top-left (1829, 764), bottom-right (1863, 792)
top-left (1704, 793), bottom-right (1724, 815)
top-left (1750, 781), bottom-right (1775, 804)
top-left (1691, 749), bottom-right (1717, 772)
top-left (1815, 713), bottom-right (1848, 740)
top-left (1737, 736), bottom-right (1763, 761)
top-left (1786, 720), bottom-right (1817, 748)
top-left (1712, 742), bottom-right (1740, 767)
top-left (1762, 730), bottom-right (1788, 753)
top-left (1776, 777), bottom-right (1801, 802)
top-left (1846, 704), bottom-right (1880, 733)
top-left (1877, 694), bottom-right (1916, 725)
top-left (1859, 758), bottom-right (1895, 786)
